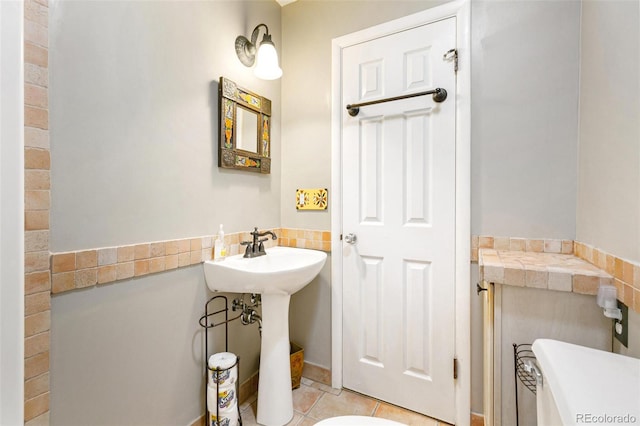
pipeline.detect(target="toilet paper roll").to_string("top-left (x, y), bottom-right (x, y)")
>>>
top-left (207, 383), bottom-right (237, 412)
top-left (208, 408), bottom-right (238, 426)
top-left (208, 353), bottom-right (238, 387)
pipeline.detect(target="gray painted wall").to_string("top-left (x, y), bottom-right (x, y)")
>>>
top-left (49, 1), bottom-right (280, 424)
top-left (577, 0), bottom-right (640, 358)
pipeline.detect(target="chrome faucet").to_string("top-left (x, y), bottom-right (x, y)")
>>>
top-left (241, 227), bottom-right (278, 258)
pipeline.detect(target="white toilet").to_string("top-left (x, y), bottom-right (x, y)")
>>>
top-left (315, 416), bottom-right (406, 426)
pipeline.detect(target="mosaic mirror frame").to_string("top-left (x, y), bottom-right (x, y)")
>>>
top-left (218, 76), bottom-right (271, 174)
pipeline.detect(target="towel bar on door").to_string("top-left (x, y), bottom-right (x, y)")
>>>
top-left (346, 88), bottom-right (448, 117)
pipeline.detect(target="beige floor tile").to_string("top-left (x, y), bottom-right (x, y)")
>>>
top-left (310, 381), bottom-right (342, 396)
top-left (297, 417), bottom-right (318, 426)
top-left (374, 401), bottom-right (439, 425)
top-left (293, 384), bottom-right (324, 414)
top-left (286, 412), bottom-right (304, 425)
top-left (307, 390), bottom-right (377, 420)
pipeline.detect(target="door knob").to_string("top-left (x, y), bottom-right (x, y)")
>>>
top-left (344, 233), bottom-right (357, 244)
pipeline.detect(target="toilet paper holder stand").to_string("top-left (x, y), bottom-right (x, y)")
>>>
top-left (199, 295), bottom-right (243, 426)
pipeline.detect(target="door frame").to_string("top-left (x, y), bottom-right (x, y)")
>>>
top-left (330, 1), bottom-right (471, 424)
top-left (0, 0), bottom-right (25, 424)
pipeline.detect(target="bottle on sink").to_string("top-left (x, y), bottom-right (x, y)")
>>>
top-left (214, 224), bottom-right (227, 261)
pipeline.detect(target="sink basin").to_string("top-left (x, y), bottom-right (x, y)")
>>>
top-left (204, 246), bottom-right (327, 295)
top-left (203, 245), bottom-right (327, 426)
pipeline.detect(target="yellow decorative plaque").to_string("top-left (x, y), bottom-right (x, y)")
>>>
top-left (296, 188), bottom-right (328, 210)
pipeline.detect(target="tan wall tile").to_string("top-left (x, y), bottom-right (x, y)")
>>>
top-left (526, 239), bottom-right (544, 253)
top-left (322, 231), bottom-right (331, 242)
top-left (25, 331), bottom-right (49, 358)
top-left (504, 268), bottom-right (525, 287)
top-left (201, 248), bottom-right (212, 262)
top-left (613, 278), bottom-right (625, 301)
top-left (478, 236), bottom-right (494, 249)
top-left (634, 289), bottom-right (640, 314)
top-left (178, 239), bottom-right (190, 253)
top-left (117, 245), bottom-right (135, 263)
top-left (525, 269), bottom-right (548, 289)
top-left (190, 250), bottom-right (202, 265)
top-left (24, 42), bottom-right (48, 68)
top-left (201, 236), bottom-right (213, 249)
top-left (25, 311), bottom-right (50, 338)
top-left (116, 262), bottom-right (134, 280)
top-left (24, 351), bottom-right (49, 380)
top-left (614, 257), bottom-right (624, 280)
top-left (190, 238), bottom-right (202, 252)
top-left (25, 210), bottom-right (49, 230)
top-left (25, 170), bottom-right (50, 190)
top-left (97, 247), bottom-right (117, 266)
top-left (165, 254), bottom-right (178, 270)
top-left (24, 84), bottom-right (48, 110)
top-left (544, 239), bottom-right (562, 253)
top-left (25, 190), bottom-right (50, 210)
top-left (97, 265), bottom-right (117, 284)
top-left (25, 251), bottom-right (49, 273)
top-left (165, 241), bottom-right (179, 255)
top-left (322, 241), bottom-right (331, 252)
top-left (623, 284), bottom-right (634, 308)
top-left (605, 254), bottom-right (616, 276)
top-left (25, 411), bottom-right (49, 426)
top-left (494, 237), bottom-right (510, 251)
top-left (76, 250), bottom-right (97, 269)
top-left (622, 261), bottom-right (635, 285)
top-left (561, 240), bottom-right (573, 254)
top-left (24, 148), bottom-right (51, 170)
top-left (25, 230), bottom-right (49, 253)
top-left (24, 20), bottom-right (48, 48)
top-left (25, 127), bottom-right (49, 150)
top-left (149, 257), bottom-right (165, 274)
top-left (25, 271), bottom-right (50, 295)
top-left (25, 106), bottom-right (48, 130)
top-left (24, 63), bottom-right (48, 88)
top-left (150, 242), bottom-right (165, 257)
top-left (24, 391), bottom-right (49, 422)
top-left (510, 238), bottom-right (526, 251)
top-left (75, 269), bottom-right (97, 288)
top-left (51, 252), bottom-right (74, 273)
top-left (134, 260), bottom-right (149, 277)
top-left (25, 0), bottom-right (49, 28)
top-left (178, 252), bottom-right (191, 267)
top-left (25, 373), bottom-right (49, 401)
top-left (134, 244), bottom-right (150, 260)
top-left (573, 275), bottom-right (600, 295)
top-left (51, 272), bottom-right (74, 294)
top-left (634, 265), bottom-right (640, 290)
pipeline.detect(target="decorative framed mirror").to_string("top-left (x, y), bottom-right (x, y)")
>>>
top-left (218, 77), bottom-right (271, 174)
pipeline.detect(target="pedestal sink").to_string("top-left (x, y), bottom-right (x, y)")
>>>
top-left (204, 246), bottom-right (327, 426)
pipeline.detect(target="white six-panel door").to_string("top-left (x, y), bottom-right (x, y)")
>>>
top-left (341, 17), bottom-right (457, 423)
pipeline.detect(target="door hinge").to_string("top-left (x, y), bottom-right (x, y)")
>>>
top-left (443, 48), bottom-right (458, 72)
top-left (340, 234), bottom-right (343, 241)
top-left (453, 357), bottom-right (458, 379)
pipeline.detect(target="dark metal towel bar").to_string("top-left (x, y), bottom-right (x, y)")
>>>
top-left (346, 88), bottom-right (447, 117)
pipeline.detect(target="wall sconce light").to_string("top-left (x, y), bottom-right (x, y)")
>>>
top-left (235, 24), bottom-right (282, 80)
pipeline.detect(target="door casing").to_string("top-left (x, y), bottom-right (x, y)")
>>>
top-left (330, 1), bottom-right (471, 424)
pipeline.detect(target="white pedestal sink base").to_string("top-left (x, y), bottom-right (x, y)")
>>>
top-left (256, 293), bottom-right (294, 426)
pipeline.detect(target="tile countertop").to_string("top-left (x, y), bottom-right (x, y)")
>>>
top-left (479, 249), bottom-right (613, 295)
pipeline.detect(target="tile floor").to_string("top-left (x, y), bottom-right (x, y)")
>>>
top-left (239, 377), bottom-right (451, 426)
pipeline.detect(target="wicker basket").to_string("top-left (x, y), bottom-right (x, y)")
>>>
top-left (290, 342), bottom-right (304, 389)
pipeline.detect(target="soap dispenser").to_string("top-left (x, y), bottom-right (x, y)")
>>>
top-left (214, 224), bottom-right (227, 261)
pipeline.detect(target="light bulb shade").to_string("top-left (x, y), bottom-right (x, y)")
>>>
top-left (254, 42), bottom-right (282, 80)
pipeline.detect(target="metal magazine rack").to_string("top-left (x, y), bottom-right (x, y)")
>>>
top-left (199, 295), bottom-right (243, 426)
top-left (513, 343), bottom-right (538, 426)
